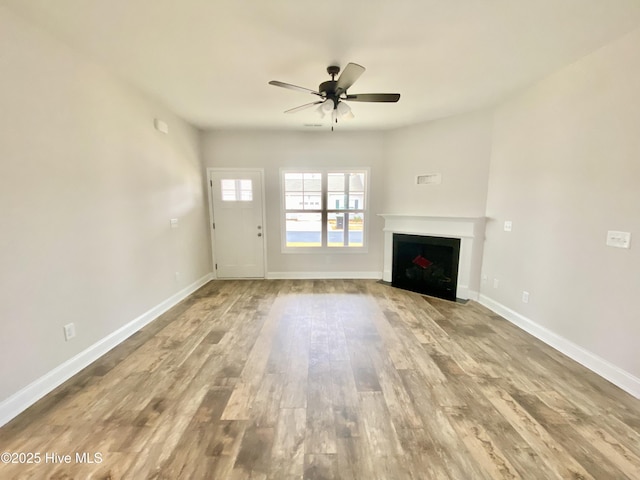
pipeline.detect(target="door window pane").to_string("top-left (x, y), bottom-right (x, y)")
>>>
top-left (221, 179), bottom-right (237, 201)
top-left (239, 179), bottom-right (253, 201)
top-left (221, 179), bottom-right (252, 202)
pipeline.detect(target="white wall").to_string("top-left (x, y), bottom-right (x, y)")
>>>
top-left (0, 7), bottom-right (211, 407)
top-left (201, 113), bottom-right (494, 279)
top-left (382, 111), bottom-right (493, 294)
top-left (201, 130), bottom-right (386, 277)
top-left (481, 27), bottom-right (640, 389)
top-left (384, 110), bottom-right (493, 217)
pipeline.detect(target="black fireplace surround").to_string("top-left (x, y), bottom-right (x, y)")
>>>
top-left (392, 233), bottom-right (461, 301)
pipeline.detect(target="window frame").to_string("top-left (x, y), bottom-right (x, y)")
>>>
top-left (280, 168), bottom-right (370, 254)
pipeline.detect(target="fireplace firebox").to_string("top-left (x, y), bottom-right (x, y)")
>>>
top-left (392, 233), bottom-right (461, 301)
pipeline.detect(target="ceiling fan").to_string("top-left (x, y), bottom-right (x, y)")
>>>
top-left (269, 63), bottom-right (400, 130)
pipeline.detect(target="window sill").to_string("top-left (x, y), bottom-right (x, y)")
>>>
top-left (281, 246), bottom-right (369, 254)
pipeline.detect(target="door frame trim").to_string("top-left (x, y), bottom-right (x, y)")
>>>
top-left (207, 168), bottom-right (267, 279)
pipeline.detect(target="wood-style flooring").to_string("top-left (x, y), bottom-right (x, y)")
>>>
top-left (1, 280), bottom-right (640, 479)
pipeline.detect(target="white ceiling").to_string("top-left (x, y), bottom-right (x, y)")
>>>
top-left (4, 0), bottom-right (640, 131)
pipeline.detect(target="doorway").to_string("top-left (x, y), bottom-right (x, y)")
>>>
top-left (208, 169), bottom-right (266, 278)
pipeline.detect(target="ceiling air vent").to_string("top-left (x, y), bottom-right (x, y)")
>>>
top-left (416, 173), bottom-right (441, 185)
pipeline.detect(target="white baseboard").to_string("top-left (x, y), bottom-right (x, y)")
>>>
top-left (0, 273), bottom-right (214, 427)
top-left (266, 271), bottom-right (382, 280)
top-left (478, 294), bottom-right (640, 399)
top-left (455, 285), bottom-right (480, 301)
top-left (464, 289), bottom-right (479, 301)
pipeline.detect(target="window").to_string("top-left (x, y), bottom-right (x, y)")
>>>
top-left (282, 169), bottom-right (368, 251)
top-left (221, 179), bottom-right (253, 202)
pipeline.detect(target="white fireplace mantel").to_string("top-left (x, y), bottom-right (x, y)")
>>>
top-left (378, 214), bottom-right (486, 300)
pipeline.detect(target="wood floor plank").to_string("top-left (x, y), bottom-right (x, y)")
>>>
top-left (280, 315), bottom-right (310, 409)
top-left (231, 425), bottom-right (274, 479)
top-left (395, 427), bottom-right (451, 480)
top-left (366, 342), bottom-right (423, 430)
top-left (1, 279), bottom-right (640, 479)
top-left (304, 453), bottom-right (338, 480)
top-left (270, 407), bottom-right (306, 478)
top-left (479, 382), bottom-right (594, 480)
top-left (358, 391), bottom-right (403, 457)
top-left (511, 390), bottom-right (633, 479)
top-left (335, 437), bottom-right (375, 480)
top-left (305, 368), bottom-right (338, 455)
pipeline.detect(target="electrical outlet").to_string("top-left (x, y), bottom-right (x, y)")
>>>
top-left (175, 272), bottom-right (180, 282)
top-left (522, 291), bottom-right (530, 303)
top-left (504, 220), bottom-right (512, 232)
top-left (63, 323), bottom-right (76, 341)
top-left (493, 278), bottom-right (499, 289)
top-left (481, 274), bottom-right (488, 284)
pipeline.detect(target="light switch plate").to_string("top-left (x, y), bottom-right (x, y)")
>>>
top-left (64, 323), bottom-right (76, 341)
top-left (170, 218), bottom-right (179, 229)
top-left (606, 231), bottom-right (631, 249)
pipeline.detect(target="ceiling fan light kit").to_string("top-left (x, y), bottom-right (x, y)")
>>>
top-left (336, 101), bottom-right (353, 119)
top-left (269, 62), bottom-right (400, 130)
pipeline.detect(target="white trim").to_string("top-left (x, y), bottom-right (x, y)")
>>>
top-left (478, 294), bottom-right (640, 399)
top-left (378, 215), bottom-right (486, 300)
top-left (266, 271), bottom-right (382, 280)
top-left (280, 168), bottom-right (370, 254)
top-left (0, 273), bottom-right (214, 427)
top-left (465, 289), bottom-right (480, 301)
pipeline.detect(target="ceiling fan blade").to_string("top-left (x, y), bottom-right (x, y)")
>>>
top-left (284, 101), bottom-right (324, 114)
top-left (335, 63), bottom-right (365, 95)
top-left (269, 80), bottom-right (322, 96)
top-left (345, 93), bottom-right (400, 103)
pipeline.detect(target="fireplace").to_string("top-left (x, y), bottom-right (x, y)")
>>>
top-left (392, 234), bottom-right (460, 301)
top-left (379, 215), bottom-right (486, 300)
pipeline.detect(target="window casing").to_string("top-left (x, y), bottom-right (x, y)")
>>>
top-left (281, 169), bottom-right (368, 252)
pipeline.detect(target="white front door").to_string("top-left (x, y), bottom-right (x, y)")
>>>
top-left (209, 170), bottom-right (265, 278)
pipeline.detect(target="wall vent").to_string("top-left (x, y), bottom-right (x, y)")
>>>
top-left (416, 173), bottom-right (441, 185)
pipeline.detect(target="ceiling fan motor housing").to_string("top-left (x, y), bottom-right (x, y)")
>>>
top-left (319, 80), bottom-right (338, 97)
top-left (321, 65), bottom-right (342, 105)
